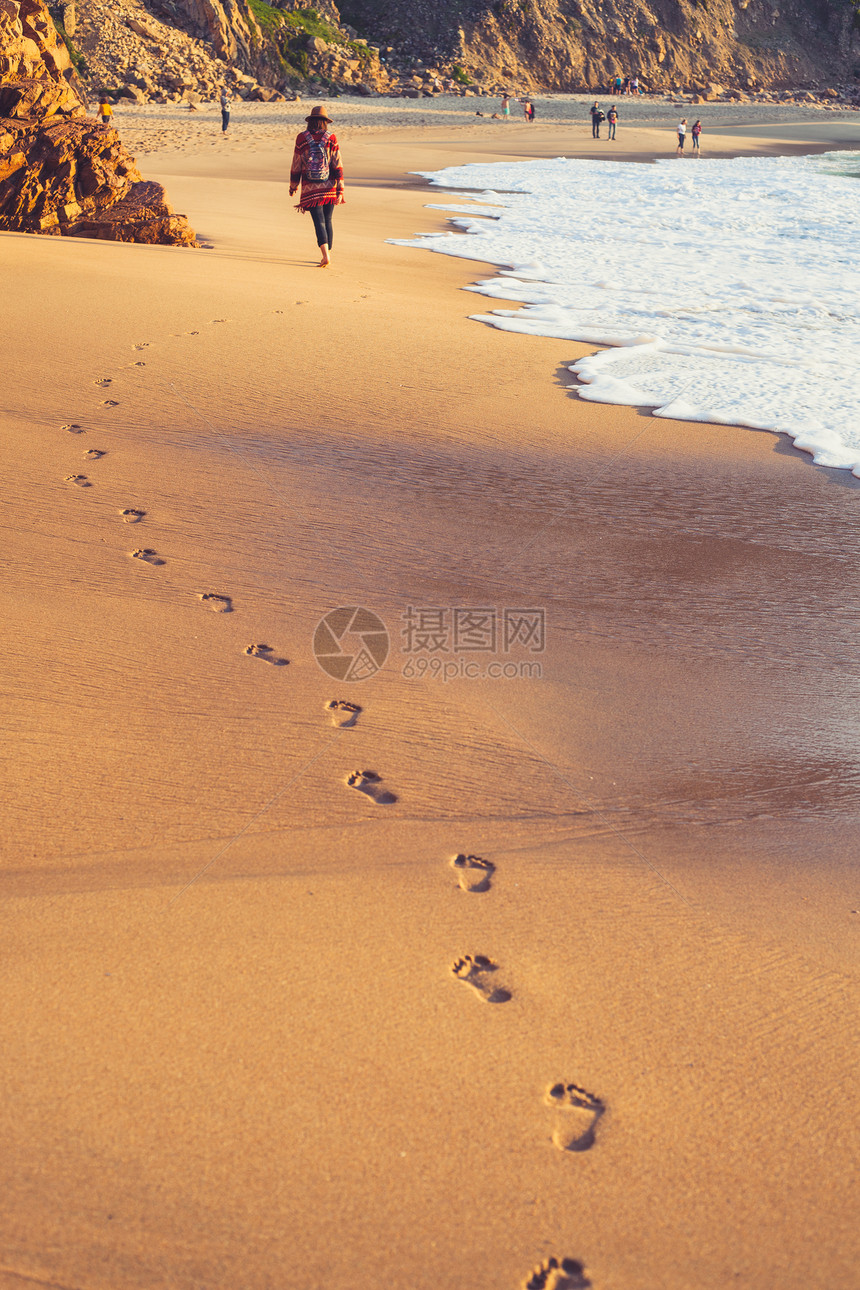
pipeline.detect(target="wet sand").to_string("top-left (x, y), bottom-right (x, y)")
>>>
top-left (1, 105), bottom-right (858, 1290)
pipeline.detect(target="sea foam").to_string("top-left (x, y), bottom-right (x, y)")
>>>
top-left (391, 152), bottom-right (860, 473)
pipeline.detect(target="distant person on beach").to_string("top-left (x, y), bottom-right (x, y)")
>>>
top-left (219, 88), bottom-right (230, 133)
top-left (289, 105), bottom-right (345, 268)
top-left (614, 73), bottom-right (623, 92)
top-left (590, 101), bottom-right (604, 138)
top-left (692, 118), bottom-right (702, 153)
top-left (623, 75), bottom-right (630, 94)
top-left (677, 118), bottom-right (687, 154)
top-left (607, 104), bottom-right (618, 139)
top-left (631, 75), bottom-right (639, 94)
top-left (501, 94), bottom-right (510, 118)
top-left (521, 98), bottom-right (534, 121)
top-left (97, 95), bottom-right (112, 125)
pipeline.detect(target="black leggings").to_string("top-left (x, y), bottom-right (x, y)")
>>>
top-left (310, 204), bottom-right (334, 248)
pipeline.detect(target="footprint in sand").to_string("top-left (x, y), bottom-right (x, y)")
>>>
top-left (522, 1258), bottom-right (592, 1290)
top-left (133, 361), bottom-right (146, 367)
top-left (84, 449), bottom-right (106, 460)
top-left (346, 770), bottom-right (396, 805)
top-left (101, 399), bottom-right (119, 408)
top-left (132, 343), bottom-right (150, 351)
top-left (211, 318), bottom-right (228, 324)
top-left (64, 474), bottom-right (91, 487)
top-left (129, 548), bottom-right (165, 566)
top-left (244, 643), bottom-right (289, 666)
top-left (94, 378), bottom-right (112, 388)
top-left (120, 508), bottom-right (146, 523)
top-left (450, 955), bottom-right (512, 1004)
top-left (198, 593), bottom-right (233, 613)
top-left (451, 853), bottom-right (495, 893)
top-left (327, 699), bottom-right (362, 728)
top-left (62, 423), bottom-right (84, 434)
top-left (545, 1083), bottom-right (605, 1153)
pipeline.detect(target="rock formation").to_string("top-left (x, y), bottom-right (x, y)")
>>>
top-left (70, 0), bottom-right (399, 102)
top-left (337, 0), bottom-right (860, 92)
top-left (0, 0), bottom-right (195, 242)
top-left (7, 0), bottom-right (857, 120)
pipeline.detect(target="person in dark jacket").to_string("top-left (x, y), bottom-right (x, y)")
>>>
top-left (590, 102), bottom-right (604, 139)
top-left (607, 105), bottom-right (618, 140)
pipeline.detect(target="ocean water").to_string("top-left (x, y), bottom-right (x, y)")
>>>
top-left (391, 152), bottom-right (860, 473)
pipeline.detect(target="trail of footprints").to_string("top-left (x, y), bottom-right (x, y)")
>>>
top-left (57, 328), bottom-right (295, 670)
top-left (61, 321), bottom-right (593, 1290)
top-left (448, 838), bottom-right (600, 1283)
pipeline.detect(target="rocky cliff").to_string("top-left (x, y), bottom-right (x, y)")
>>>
top-left (0, 0), bottom-right (195, 241)
top-left (337, 0), bottom-right (860, 90)
top-left (9, 0), bottom-right (858, 115)
top-left (69, 0), bottom-right (401, 102)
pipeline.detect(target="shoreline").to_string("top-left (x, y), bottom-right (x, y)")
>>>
top-left (2, 100), bottom-right (859, 1290)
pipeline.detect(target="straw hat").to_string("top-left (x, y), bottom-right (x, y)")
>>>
top-left (305, 105), bottom-right (332, 124)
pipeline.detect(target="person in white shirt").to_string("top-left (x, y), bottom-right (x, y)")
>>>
top-left (677, 118), bottom-right (687, 155)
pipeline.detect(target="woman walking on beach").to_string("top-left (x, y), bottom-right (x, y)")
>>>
top-left (677, 118), bottom-right (687, 155)
top-left (692, 118), bottom-right (702, 154)
top-left (289, 105), bottom-right (345, 268)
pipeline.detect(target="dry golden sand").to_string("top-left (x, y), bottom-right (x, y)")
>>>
top-left (1, 107), bottom-right (859, 1290)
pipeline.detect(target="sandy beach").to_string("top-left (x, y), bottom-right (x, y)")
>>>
top-left (2, 99), bottom-right (859, 1290)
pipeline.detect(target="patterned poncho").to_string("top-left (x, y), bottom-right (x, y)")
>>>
top-left (290, 130), bottom-right (345, 212)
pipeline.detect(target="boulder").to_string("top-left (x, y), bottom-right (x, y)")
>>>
top-left (117, 84), bottom-right (146, 102)
top-left (125, 14), bottom-right (160, 40)
top-left (64, 179), bottom-right (197, 244)
top-left (0, 0), bottom-right (195, 245)
top-left (172, 0), bottom-right (255, 63)
top-left (0, 72), bottom-right (82, 116)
